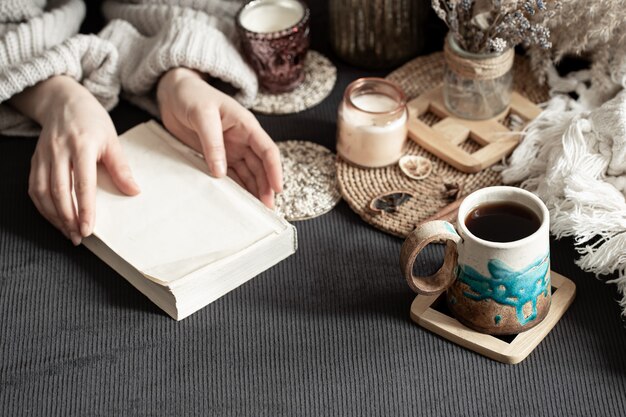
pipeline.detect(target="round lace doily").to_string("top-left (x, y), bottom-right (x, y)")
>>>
top-left (252, 51), bottom-right (337, 115)
top-left (275, 140), bottom-right (341, 221)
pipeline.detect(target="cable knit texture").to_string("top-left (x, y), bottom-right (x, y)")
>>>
top-left (0, 0), bottom-right (122, 136)
top-left (101, 0), bottom-right (257, 113)
top-left (0, 0), bottom-right (44, 25)
top-left (0, 0), bottom-right (257, 134)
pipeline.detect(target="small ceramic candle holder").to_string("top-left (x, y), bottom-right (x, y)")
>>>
top-left (236, 0), bottom-right (310, 93)
top-left (336, 78), bottom-right (408, 168)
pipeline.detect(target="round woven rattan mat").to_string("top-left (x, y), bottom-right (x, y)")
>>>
top-left (275, 140), bottom-right (341, 221)
top-left (336, 52), bottom-right (549, 238)
top-left (252, 51), bottom-right (337, 115)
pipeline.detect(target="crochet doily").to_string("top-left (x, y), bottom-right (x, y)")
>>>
top-left (275, 140), bottom-right (341, 221)
top-left (252, 51), bottom-right (337, 115)
top-left (336, 52), bottom-right (550, 238)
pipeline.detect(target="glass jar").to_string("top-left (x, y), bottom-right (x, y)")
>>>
top-left (337, 78), bottom-right (408, 168)
top-left (443, 35), bottom-right (514, 120)
top-left (329, 0), bottom-right (428, 70)
top-left (236, 0), bottom-right (310, 93)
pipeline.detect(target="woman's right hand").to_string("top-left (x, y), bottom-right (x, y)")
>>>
top-left (9, 76), bottom-right (140, 245)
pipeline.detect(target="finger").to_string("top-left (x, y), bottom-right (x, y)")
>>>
top-left (72, 148), bottom-right (98, 238)
top-left (35, 192), bottom-right (67, 239)
top-left (188, 108), bottom-right (227, 177)
top-left (233, 161), bottom-right (259, 198)
top-left (101, 136), bottom-right (140, 196)
top-left (29, 160), bottom-right (67, 239)
top-left (245, 124), bottom-right (283, 193)
top-left (244, 151), bottom-right (274, 208)
top-left (227, 167), bottom-right (245, 189)
top-left (221, 101), bottom-right (282, 191)
top-left (50, 160), bottom-right (82, 245)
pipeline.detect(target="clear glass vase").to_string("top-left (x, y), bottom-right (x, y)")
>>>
top-left (443, 35), bottom-right (514, 120)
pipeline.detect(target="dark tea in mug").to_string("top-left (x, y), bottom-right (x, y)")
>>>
top-left (464, 201), bottom-right (541, 243)
top-left (401, 186), bottom-right (551, 335)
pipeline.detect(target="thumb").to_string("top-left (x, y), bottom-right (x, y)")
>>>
top-left (102, 137), bottom-right (141, 196)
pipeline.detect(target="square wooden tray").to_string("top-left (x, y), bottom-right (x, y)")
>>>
top-left (407, 86), bottom-right (542, 173)
top-left (410, 271), bottom-right (576, 364)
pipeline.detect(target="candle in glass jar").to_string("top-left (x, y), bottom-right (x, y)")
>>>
top-left (351, 94), bottom-right (399, 113)
top-left (337, 78), bottom-right (408, 168)
top-left (236, 0), bottom-right (310, 93)
top-left (238, 0), bottom-right (305, 33)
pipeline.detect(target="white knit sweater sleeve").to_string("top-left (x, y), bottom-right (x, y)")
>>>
top-left (0, 0), bottom-right (121, 136)
top-left (101, 0), bottom-right (258, 115)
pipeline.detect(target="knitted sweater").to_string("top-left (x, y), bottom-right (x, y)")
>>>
top-left (0, 0), bottom-right (257, 136)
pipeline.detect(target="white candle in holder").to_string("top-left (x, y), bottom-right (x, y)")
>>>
top-left (337, 78), bottom-right (408, 168)
top-left (238, 0), bottom-right (305, 33)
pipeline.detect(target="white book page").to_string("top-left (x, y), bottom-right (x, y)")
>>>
top-left (92, 122), bottom-right (285, 284)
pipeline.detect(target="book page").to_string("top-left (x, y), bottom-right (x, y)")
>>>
top-left (92, 122), bottom-right (286, 284)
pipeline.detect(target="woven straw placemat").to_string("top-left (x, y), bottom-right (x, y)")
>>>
top-left (336, 52), bottom-right (549, 238)
top-left (252, 51), bottom-right (337, 115)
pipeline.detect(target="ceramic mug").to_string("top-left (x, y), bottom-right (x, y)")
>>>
top-left (400, 186), bottom-right (551, 335)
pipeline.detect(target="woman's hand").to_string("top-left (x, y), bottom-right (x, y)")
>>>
top-left (156, 67), bottom-right (283, 208)
top-left (9, 76), bottom-right (140, 245)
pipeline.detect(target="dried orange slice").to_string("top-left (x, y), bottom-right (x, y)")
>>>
top-left (398, 155), bottom-right (433, 180)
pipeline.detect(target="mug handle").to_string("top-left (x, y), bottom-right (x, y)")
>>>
top-left (400, 220), bottom-right (461, 295)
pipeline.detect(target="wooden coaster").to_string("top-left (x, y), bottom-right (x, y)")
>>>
top-left (407, 86), bottom-right (542, 173)
top-left (410, 271), bottom-right (576, 364)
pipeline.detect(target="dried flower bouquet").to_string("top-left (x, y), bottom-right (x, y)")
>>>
top-left (432, 0), bottom-right (558, 54)
top-left (527, 0), bottom-right (626, 100)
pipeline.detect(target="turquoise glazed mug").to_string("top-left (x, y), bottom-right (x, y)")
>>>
top-left (400, 186), bottom-right (551, 335)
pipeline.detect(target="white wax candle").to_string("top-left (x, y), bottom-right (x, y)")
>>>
top-left (351, 93), bottom-right (399, 113)
top-left (337, 92), bottom-right (408, 168)
top-left (240, 1), bottom-right (304, 33)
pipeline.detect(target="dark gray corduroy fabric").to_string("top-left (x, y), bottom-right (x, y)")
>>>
top-left (2, 1), bottom-right (626, 416)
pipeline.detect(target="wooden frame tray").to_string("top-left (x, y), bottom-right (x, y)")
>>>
top-left (410, 271), bottom-right (576, 364)
top-left (407, 86), bottom-right (542, 173)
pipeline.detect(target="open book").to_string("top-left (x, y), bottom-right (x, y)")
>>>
top-left (83, 121), bottom-right (297, 320)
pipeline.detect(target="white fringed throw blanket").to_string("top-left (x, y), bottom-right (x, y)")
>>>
top-left (501, 70), bottom-right (626, 314)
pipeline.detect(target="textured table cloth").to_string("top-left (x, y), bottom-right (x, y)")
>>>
top-left (1, 1), bottom-right (626, 416)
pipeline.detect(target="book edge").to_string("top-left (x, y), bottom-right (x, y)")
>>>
top-left (83, 223), bottom-right (297, 321)
top-left (82, 235), bottom-right (180, 320)
top-left (174, 224), bottom-right (297, 320)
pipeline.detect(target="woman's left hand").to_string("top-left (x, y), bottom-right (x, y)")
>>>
top-left (156, 67), bottom-right (282, 208)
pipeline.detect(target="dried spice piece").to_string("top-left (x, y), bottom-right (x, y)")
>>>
top-left (443, 181), bottom-right (465, 201)
top-left (399, 155), bottom-right (434, 180)
top-left (369, 191), bottom-right (414, 214)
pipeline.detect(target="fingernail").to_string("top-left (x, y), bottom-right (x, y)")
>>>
top-left (212, 161), bottom-right (226, 177)
top-left (80, 222), bottom-right (90, 237)
top-left (70, 232), bottom-right (82, 246)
